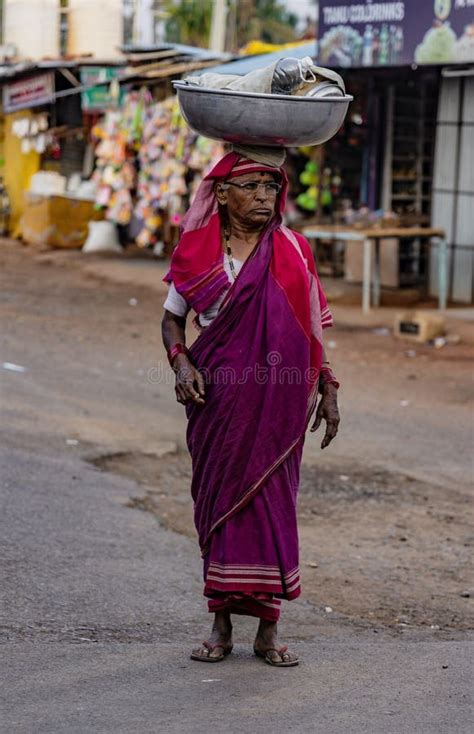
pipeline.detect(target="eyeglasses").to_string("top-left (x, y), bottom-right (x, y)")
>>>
top-left (223, 180), bottom-right (282, 196)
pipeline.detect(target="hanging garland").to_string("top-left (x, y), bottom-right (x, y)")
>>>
top-left (92, 92), bottom-right (224, 247)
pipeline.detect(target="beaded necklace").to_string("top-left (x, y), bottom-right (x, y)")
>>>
top-left (223, 225), bottom-right (238, 281)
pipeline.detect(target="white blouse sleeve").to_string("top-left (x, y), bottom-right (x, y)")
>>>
top-left (163, 282), bottom-right (191, 318)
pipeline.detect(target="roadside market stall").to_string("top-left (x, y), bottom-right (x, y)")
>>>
top-left (0, 44), bottom-right (228, 249)
top-left (91, 90), bottom-right (224, 255)
top-left (313, 0), bottom-right (474, 303)
top-left (1, 60), bottom-right (120, 244)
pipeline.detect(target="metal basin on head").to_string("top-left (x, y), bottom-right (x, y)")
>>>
top-left (173, 81), bottom-right (353, 147)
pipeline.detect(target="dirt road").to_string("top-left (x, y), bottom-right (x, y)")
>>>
top-left (2, 239), bottom-right (473, 637)
top-left (1, 239), bottom-right (473, 732)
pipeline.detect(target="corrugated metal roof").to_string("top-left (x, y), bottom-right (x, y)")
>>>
top-left (0, 59), bottom-right (121, 82)
top-left (0, 43), bottom-right (226, 83)
top-left (121, 43), bottom-right (230, 62)
top-left (200, 41), bottom-right (317, 76)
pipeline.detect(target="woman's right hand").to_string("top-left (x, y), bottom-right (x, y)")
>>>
top-left (173, 354), bottom-right (205, 405)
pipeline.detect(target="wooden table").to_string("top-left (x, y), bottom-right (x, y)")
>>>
top-left (302, 225), bottom-right (447, 313)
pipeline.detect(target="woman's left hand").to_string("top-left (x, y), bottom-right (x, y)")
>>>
top-left (310, 384), bottom-right (340, 449)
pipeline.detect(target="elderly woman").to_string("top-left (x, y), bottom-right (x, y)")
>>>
top-left (161, 151), bottom-right (340, 667)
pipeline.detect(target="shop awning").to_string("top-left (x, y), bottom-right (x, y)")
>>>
top-left (0, 44), bottom-right (232, 109)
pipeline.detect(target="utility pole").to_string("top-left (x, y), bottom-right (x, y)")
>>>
top-left (209, 0), bottom-right (227, 52)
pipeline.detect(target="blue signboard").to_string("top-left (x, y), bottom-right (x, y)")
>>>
top-left (318, 0), bottom-right (474, 67)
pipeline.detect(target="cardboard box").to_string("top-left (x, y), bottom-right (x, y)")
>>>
top-left (394, 311), bottom-right (446, 343)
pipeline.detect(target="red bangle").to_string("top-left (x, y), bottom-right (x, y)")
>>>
top-left (319, 366), bottom-right (340, 391)
top-left (168, 343), bottom-right (189, 367)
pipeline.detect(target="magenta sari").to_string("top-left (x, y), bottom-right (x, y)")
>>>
top-left (164, 153), bottom-right (332, 621)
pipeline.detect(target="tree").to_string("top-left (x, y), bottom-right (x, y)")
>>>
top-left (235, 0), bottom-right (298, 48)
top-left (164, 0), bottom-right (299, 50)
top-left (164, 0), bottom-right (214, 47)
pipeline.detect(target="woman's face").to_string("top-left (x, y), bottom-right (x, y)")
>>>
top-left (216, 171), bottom-right (279, 229)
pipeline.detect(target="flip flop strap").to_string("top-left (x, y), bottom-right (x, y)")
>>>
top-left (202, 640), bottom-right (228, 652)
top-left (264, 646), bottom-right (288, 655)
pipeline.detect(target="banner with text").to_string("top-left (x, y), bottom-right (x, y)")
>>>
top-left (318, 0), bottom-right (474, 67)
top-left (3, 73), bottom-right (55, 113)
top-left (81, 67), bottom-right (124, 112)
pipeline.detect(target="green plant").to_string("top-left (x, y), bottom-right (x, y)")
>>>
top-left (164, 0), bottom-right (299, 49)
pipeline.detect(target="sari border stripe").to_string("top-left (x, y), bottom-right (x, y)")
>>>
top-left (286, 578), bottom-right (301, 594)
top-left (181, 262), bottom-right (223, 294)
top-left (208, 570), bottom-right (282, 577)
top-left (205, 563), bottom-right (301, 602)
top-left (284, 568), bottom-right (300, 584)
top-left (209, 561), bottom-right (282, 573)
top-left (258, 600), bottom-right (282, 609)
top-left (206, 576), bottom-right (282, 586)
top-left (208, 569), bottom-right (281, 574)
top-left (208, 596), bottom-right (281, 622)
top-left (190, 271), bottom-right (228, 303)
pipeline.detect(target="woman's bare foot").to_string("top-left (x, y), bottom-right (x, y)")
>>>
top-left (191, 611), bottom-right (233, 661)
top-left (253, 619), bottom-right (298, 666)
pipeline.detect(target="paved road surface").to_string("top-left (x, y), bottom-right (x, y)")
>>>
top-left (1, 441), bottom-right (471, 734)
top-left (1, 243), bottom-right (472, 733)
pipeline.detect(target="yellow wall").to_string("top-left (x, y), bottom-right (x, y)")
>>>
top-left (0, 115), bottom-right (5, 178)
top-left (4, 111), bottom-right (41, 237)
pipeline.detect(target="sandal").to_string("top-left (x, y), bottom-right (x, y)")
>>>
top-left (190, 640), bottom-right (233, 663)
top-left (253, 645), bottom-right (299, 667)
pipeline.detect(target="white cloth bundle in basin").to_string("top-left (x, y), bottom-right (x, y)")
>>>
top-left (186, 57), bottom-right (345, 98)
